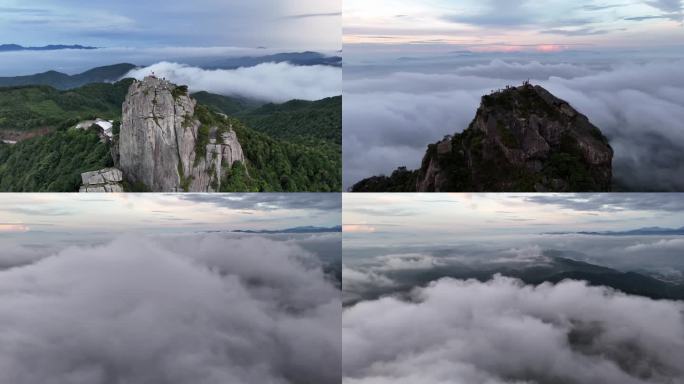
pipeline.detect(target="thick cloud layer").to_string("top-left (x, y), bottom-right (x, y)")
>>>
top-left (124, 61), bottom-right (342, 102)
top-left (343, 57), bottom-right (684, 190)
top-left (343, 276), bottom-right (684, 384)
top-left (0, 234), bottom-right (340, 384)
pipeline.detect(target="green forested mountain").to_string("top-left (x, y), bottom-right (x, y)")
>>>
top-left (0, 79), bottom-right (133, 132)
top-left (0, 63), bottom-right (136, 90)
top-left (0, 80), bottom-right (341, 192)
top-left (194, 93), bottom-right (342, 146)
top-left (222, 117), bottom-right (341, 192)
top-left (0, 129), bottom-right (112, 191)
top-left (192, 91), bottom-right (263, 115)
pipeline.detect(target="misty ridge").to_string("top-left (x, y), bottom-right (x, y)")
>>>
top-left (0, 232), bottom-right (341, 384)
top-left (342, 234), bottom-right (684, 384)
top-left (0, 49), bottom-right (343, 103)
top-left (343, 233), bottom-right (684, 304)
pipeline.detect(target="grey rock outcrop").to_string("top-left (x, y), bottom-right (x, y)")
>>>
top-left (118, 76), bottom-right (245, 192)
top-left (352, 83), bottom-right (613, 192)
top-left (79, 168), bottom-right (124, 192)
top-left (414, 84), bottom-right (613, 192)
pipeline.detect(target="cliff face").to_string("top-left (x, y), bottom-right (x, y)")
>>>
top-left (118, 76), bottom-right (244, 192)
top-left (352, 83), bottom-right (613, 192)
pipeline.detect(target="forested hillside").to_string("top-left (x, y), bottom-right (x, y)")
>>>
top-left (0, 81), bottom-right (341, 192)
top-left (0, 79), bottom-right (132, 132)
top-left (0, 129), bottom-right (112, 191)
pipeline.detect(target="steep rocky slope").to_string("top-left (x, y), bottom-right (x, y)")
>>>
top-left (352, 83), bottom-right (613, 192)
top-left (118, 76), bottom-right (244, 192)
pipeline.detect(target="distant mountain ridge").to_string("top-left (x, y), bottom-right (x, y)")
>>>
top-left (349, 254), bottom-right (684, 306)
top-left (232, 225), bottom-right (342, 234)
top-left (0, 63), bottom-right (137, 90)
top-left (200, 226), bottom-right (342, 234)
top-left (206, 51), bottom-right (342, 69)
top-left (546, 226), bottom-right (684, 236)
top-left (0, 44), bottom-right (97, 52)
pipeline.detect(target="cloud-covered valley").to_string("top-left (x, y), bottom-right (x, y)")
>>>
top-left (343, 56), bottom-right (684, 190)
top-left (125, 61), bottom-right (342, 102)
top-left (342, 233), bottom-right (684, 304)
top-left (0, 233), bottom-right (341, 384)
top-left (343, 275), bottom-right (684, 384)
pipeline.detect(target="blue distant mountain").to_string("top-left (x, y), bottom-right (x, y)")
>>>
top-left (0, 63), bottom-right (137, 90)
top-left (232, 225), bottom-right (342, 234)
top-left (0, 44), bottom-right (97, 52)
top-left (207, 51), bottom-right (342, 69)
top-left (546, 226), bottom-right (684, 236)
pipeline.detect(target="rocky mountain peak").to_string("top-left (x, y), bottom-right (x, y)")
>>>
top-left (352, 83), bottom-right (614, 192)
top-left (117, 76), bottom-right (245, 192)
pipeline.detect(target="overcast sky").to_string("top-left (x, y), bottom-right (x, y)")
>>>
top-left (344, 0), bottom-right (684, 51)
top-left (0, 0), bottom-right (341, 49)
top-left (344, 193), bottom-right (684, 244)
top-left (0, 193), bottom-right (340, 235)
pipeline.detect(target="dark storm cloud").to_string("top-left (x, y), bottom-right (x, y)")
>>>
top-left (343, 276), bottom-right (684, 384)
top-left (0, 233), bottom-right (341, 384)
top-left (523, 193), bottom-right (684, 212)
top-left (176, 193), bottom-right (342, 212)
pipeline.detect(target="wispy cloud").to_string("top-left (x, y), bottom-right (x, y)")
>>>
top-left (282, 12), bottom-right (341, 20)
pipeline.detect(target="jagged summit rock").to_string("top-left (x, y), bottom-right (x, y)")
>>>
top-left (79, 168), bottom-right (123, 192)
top-left (118, 76), bottom-right (244, 192)
top-left (352, 83), bottom-right (613, 192)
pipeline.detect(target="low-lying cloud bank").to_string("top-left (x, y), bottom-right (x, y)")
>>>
top-left (0, 46), bottom-right (336, 76)
top-left (343, 58), bottom-right (684, 190)
top-left (0, 234), bottom-right (340, 384)
top-left (343, 275), bottom-right (684, 384)
top-left (124, 61), bottom-right (342, 102)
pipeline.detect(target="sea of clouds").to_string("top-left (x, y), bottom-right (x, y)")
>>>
top-left (124, 61), bottom-right (342, 102)
top-left (343, 55), bottom-right (684, 191)
top-left (0, 47), bottom-right (343, 103)
top-left (0, 233), bottom-right (341, 384)
top-left (343, 275), bottom-right (684, 384)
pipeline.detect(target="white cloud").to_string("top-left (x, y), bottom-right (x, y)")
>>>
top-left (0, 234), bottom-right (340, 384)
top-left (343, 275), bottom-right (684, 384)
top-left (625, 238), bottom-right (684, 252)
top-left (124, 61), bottom-right (342, 102)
